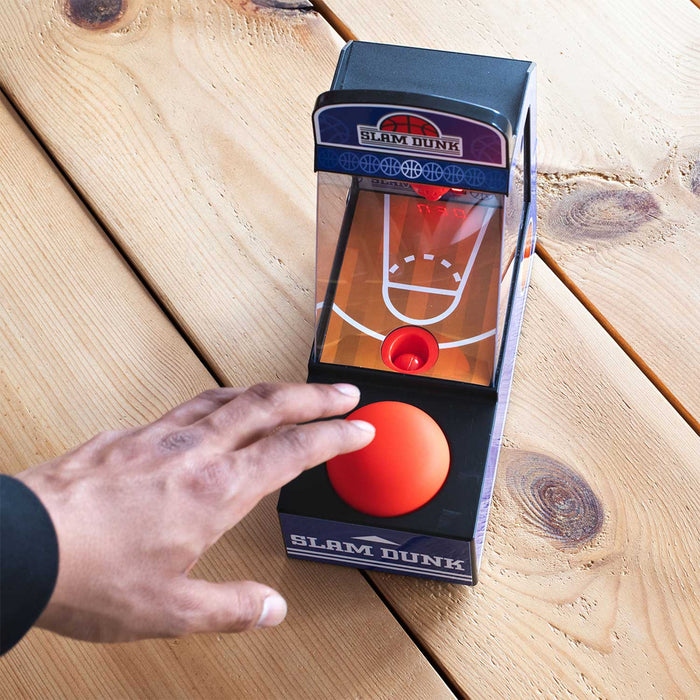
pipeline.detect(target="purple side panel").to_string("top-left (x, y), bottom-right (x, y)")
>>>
top-left (474, 247), bottom-right (530, 568)
top-left (474, 89), bottom-right (537, 570)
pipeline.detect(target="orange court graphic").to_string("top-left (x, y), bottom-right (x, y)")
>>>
top-left (319, 188), bottom-right (503, 385)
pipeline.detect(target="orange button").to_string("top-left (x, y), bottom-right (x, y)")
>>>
top-left (327, 401), bottom-right (450, 517)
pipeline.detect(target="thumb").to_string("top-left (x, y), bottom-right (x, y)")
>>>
top-left (172, 579), bottom-right (288, 635)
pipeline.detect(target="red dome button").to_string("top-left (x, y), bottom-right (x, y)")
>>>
top-left (327, 401), bottom-right (450, 517)
top-left (381, 326), bottom-right (439, 374)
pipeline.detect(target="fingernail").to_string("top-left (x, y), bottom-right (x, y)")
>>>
top-left (350, 419), bottom-right (376, 434)
top-left (256, 594), bottom-right (287, 628)
top-left (333, 383), bottom-right (360, 398)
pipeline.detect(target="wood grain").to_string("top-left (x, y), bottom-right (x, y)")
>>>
top-left (0, 0), bottom-right (346, 389)
top-left (316, 0), bottom-right (700, 418)
top-left (371, 257), bottom-right (700, 697)
top-left (0, 0), bottom-right (697, 696)
top-left (0, 94), bottom-right (452, 699)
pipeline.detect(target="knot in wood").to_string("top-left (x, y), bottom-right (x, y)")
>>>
top-left (690, 160), bottom-right (700, 196)
top-left (249, 0), bottom-right (314, 10)
top-left (66, 0), bottom-right (124, 29)
top-left (554, 188), bottom-right (659, 240)
top-left (507, 452), bottom-right (602, 549)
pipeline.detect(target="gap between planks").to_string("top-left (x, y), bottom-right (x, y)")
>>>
top-left (360, 570), bottom-right (466, 700)
top-left (0, 82), bottom-right (226, 390)
top-left (311, 0), bottom-right (699, 436)
top-left (536, 243), bottom-right (699, 434)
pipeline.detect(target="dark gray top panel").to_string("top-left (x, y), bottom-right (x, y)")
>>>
top-left (333, 41), bottom-right (533, 135)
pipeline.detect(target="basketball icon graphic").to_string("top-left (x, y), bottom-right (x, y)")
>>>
top-left (400, 159), bottom-right (423, 180)
top-left (469, 132), bottom-right (502, 165)
top-left (359, 153), bottom-right (381, 174)
top-left (380, 114), bottom-right (439, 137)
top-left (338, 151), bottom-right (360, 171)
top-left (443, 164), bottom-right (464, 185)
top-left (422, 162), bottom-right (444, 182)
top-left (319, 113), bottom-right (350, 143)
top-left (380, 157), bottom-right (402, 177)
top-left (463, 168), bottom-right (487, 188)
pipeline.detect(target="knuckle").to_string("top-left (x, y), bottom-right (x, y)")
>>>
top-left (320, 418), bottom-right (347, 442)
top-left (81, 429), bottom-right (130, 462)
top-left (319, 420), bottom-right (357, 457)
top-left (336, 418), bottom-right (360, 442)
top-left (158, 430), bottom-right (201, 453)
top-left (230, 450), bottom-right (262, 483)
top-left (187, 458), bottom-right (232, 498)
top-left (227, 602), bottom-right (259, 633)
top-left (312, 382), bottom-right (335, 400)
top-left (319, 421), bottom-right (353, 456)
top-left (197, 388), bottom-right (224, 401)
top-left (218, 587), bottom-right (260, 633)
top-left (197, 387), bottom-right (235, 403)
top-left (169, 593), bottom-right (204, 637)
top-left (279, 426), bottom-right (313, 456)
top-left (246, 382), bottom-right (283, 409)
top-left (168, 586), bottom-right (260, 636)
top-left (91, 429), bottom-right (123, 445)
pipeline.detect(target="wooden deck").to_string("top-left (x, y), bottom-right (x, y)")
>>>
top-left (0, 1), bottom-right (698, 697)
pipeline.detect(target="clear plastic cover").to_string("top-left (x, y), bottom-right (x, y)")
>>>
top-left (497, 133), bottom-right (526, 354)
top-left (314, 173), bottom-right (508, 386)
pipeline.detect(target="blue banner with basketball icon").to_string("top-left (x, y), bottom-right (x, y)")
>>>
top-left (314, 104), bottom-right (509, 193)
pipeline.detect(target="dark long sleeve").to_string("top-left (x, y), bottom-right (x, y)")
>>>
top-left (0, 474), bottom-right (58, 655)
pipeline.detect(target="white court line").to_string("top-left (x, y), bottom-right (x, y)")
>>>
top-left (387, 281), bottom-right (456, 297)
top-left (327, 304), bottom-right (496, 350)
top-left (329, 304), bottom-right (385, 341)
top-left (439, 328), bottom-right (496, 348)
top-left (382, 194), bottom-right (495, 326)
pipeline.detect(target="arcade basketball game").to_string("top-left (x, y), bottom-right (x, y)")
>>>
top-left (278, 42), bottom-right (536, 584)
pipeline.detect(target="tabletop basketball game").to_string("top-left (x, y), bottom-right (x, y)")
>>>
top-left (278, 41), bottom-right (536, 584)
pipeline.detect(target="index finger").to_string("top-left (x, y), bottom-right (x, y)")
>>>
top-left (155, 387), bottom-right (245, 427)
top-left (226, 417), bottom-right (376, 511)
top-left (196, 382), bottom-right (362, 450)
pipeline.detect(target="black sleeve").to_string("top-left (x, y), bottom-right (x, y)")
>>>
top-left (1, 474), bottom-right (59, 655)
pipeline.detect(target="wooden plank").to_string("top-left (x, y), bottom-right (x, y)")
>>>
top-left (0, 1), bottom-right (696, 696)
top-left (315, 0), bottom-right (700, 418)
top-left (0, 95), bottom-right (453, 698)
top-left (373, 257), bottom-right (700, 696)
top-left (0, 0), bottom-right (348, 388)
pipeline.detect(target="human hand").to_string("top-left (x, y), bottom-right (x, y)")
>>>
top-left (15, 382), bottom-right (374, 643)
